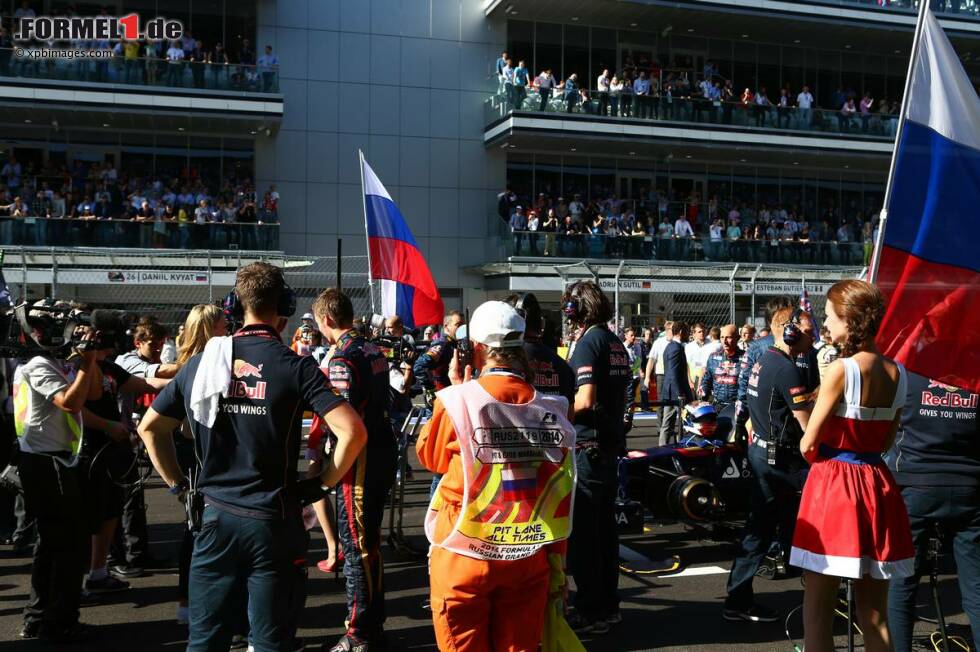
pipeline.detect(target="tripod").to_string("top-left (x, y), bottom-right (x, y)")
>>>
top-left (386, 406), bottom-right (425, 557)
top-left (927, 527), bottom-right (951, 652)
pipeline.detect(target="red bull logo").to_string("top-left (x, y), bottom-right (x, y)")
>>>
top-left (228, 380), bottom-right (267, 400)
top-left (927, 380), bottom-right (960, 392)
top-left (921, 385), bottom-right (978, 409)
top-left (233, 359), bottom-right (264, 379)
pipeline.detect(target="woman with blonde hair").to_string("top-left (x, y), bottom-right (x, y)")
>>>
top-left (173, 303), bottom-right (227, 625)
top-left (792, 279), bottom-right (914, 652)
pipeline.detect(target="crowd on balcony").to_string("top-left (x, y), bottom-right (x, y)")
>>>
top-left (495, 52), bottom-right (901, 137)
top-left (498, 185), bottom-right (876, 266)
top-left (0, 3), bottom-right (278, 91)
top-left (0, 154), bottom-right (279, 250)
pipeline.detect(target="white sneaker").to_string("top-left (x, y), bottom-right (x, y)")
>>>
top-left (176, 606), bottom-right (189, 625)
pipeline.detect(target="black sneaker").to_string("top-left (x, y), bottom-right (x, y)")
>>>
top-left (603, 611), bottom-right (623, 626)
top-left (565, 611), bottom-right (611, 635)
top-left (39, 622), bottom-right (94, 645)
top-left (230, 634), bottom-right (249, 649)
top-left (109, 564), bottom-right (145, 579)
top-left (723, 604), bottom-right (780, 623)
top-left (84, 575), bottom-right (130, 594)
top-left (20, 621), bottom-right (41, 639)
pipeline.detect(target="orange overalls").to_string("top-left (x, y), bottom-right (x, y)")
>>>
top-left (417, 374), bottom-right (566, 652)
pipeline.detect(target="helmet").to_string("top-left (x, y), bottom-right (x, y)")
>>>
top-left (682, 400), bottom-right (718, 439)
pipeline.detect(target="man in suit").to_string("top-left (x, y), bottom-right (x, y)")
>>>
top-left (659, 321), bottom-right (693, 446)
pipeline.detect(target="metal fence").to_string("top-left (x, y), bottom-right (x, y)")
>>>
top-left (1, 247), bottom-right (377, 336)
top-left (551, 259), bottom-right (864, 333)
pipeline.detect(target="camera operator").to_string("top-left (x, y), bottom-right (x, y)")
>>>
top-left (313, 289), bottom-right (398, 652)
top-left (383, 316), bottom-right (415, 432)
top-left (73, 312), bottom-right (170, 595)
top-left (113, 317), bottom-right (181, 573)
top-left (505, 293), bottom-right (574, 404)
top-left (887, 372), bottom-right (980, 652)
top-left (724, 307), bottom-right (815, 623)
top-left (561, 280), bottom-right (631, 634)
top-left (15, 300), bottom-right (98, 643)
top-left (137, 263), bottom-right (367, 651)
top-left (413, 311), bottom-right (463, 401)
top-left (699, 324), bottom-right (742, 414)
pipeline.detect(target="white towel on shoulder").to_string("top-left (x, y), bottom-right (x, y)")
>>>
top-left (189, 335), bottom-right (233, 428)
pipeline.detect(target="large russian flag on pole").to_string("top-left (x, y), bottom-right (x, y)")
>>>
top-left (361, 153), bottom-right (444, 329)
top-left (871, 8), bottom-right (980, 392)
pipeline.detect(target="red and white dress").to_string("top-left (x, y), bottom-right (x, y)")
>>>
top-left (790, 357), bottom-right (915, 579)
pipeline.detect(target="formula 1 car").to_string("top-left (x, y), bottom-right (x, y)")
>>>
top-left (616, 401), bottom-right (751, 539)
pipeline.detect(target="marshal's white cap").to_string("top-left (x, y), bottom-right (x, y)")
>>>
top-left (469, 301), bottom-right (525, 348)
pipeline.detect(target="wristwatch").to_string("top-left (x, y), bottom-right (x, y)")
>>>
top-left (169, 478), bottom-right (190, 496)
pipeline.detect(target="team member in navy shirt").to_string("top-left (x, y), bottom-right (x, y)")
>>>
top-left (563, 281), bottom-right (631, 634)
top-left (313, 288), bottom-right (397, 652)
top-left (887, 372), bottom-right (980, 652)
top-left (137, 262), bottom-right (367, 652)
top-left (700, 324), bottom-right (742, 408)
top-left (506, 293), bottom-right (574, 404)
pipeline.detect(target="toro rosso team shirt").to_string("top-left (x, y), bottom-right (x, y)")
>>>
top-left (152, 324), bottom-right (344, 520)
top-left (568, 325), bottom-right (631, 449)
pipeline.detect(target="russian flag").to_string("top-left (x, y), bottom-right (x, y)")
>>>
top-left (361, 154), bottom-right (444, 329)
top-left (873, 9), bottom-right (980, 393)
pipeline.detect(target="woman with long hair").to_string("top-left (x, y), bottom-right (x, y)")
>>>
top-left (793, 280), bottom-right (914, 652)
top-left (173, 304), bottom-right (227, 624)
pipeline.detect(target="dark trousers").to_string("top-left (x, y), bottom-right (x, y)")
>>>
top-left (538, 88), bottom-right (552, 112)
top-left (19, 452), bottom-right (87, 631)
top-left (725, 445), bottom-right (806, 609)
top-left (338, 446), bottom-right (397, 642)
top-left (888, 485), bottom-right (980, 652)
top-left (188, 505), bottom-right (308, 652)
top-left (568, 448), bottom-right (620, 621)
top-left (110, 473), bottom-right (149, 566)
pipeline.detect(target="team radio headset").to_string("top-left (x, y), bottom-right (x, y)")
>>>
top-left (765, 306), bottom-right (807, 467)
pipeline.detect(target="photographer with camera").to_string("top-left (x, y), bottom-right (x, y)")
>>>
top-left (137, 263), bottom-right (367, 652)
top-left (14, 300), bottom-right (99, 643)
top-left (562, 280), bottom-right (632, 634)
top-left (413, 311), bottom-right (463, 402)
top-left (382, 316), bottom-right (416, 433)
top-left (313, 289), bottom-right (398, 652)
top-left (73, 310), bottom-right (170, 595)
top-left (724, 306), bottom-right (816, 623)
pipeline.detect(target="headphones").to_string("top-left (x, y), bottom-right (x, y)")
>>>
top-left (782, 307), bottom-right (805, 346)
top-left (513, 292), bottom-right (544, 333)
top-left (222, 279), bottom-right (297, 326)
top-left (561, 282), bottom-right (583, 322)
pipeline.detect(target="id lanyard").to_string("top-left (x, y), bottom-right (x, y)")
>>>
top-left (482, 366), bottom-right (523, 379)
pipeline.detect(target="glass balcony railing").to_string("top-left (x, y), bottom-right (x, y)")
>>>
top-left (503, 230), bottom-right (871, 266)
top-left (0, 216), bottom-right (279, 251)
top-left (486, 88), bottom-right (897, 140)
top-left (0, 47), bottom-right (280, 94)
top-left (794, 0), bottom-right (980, 20)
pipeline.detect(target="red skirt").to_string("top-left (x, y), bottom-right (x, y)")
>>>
top-left (790, 458), bottom-right (915, 579)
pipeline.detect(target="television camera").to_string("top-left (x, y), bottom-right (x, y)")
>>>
top-left (0, 299), bottom-right (132, 359)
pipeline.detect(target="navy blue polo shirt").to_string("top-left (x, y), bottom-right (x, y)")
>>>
top-left (152, 324), bottom-right (344, 520)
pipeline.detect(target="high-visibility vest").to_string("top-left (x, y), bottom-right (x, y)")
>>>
top-left (425, 374), bottom-right (576, 561)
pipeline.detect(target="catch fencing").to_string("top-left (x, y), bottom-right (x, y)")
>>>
top-left (1, 247), bottom-right (376, 335)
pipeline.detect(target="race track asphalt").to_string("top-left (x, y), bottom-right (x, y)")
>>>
top-left (0, 421), bottom-right (971, 651)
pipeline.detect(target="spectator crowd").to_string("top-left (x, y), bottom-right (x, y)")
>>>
top-left (0, 154), bottom-right (280, 250)
top-left (500, 184), bottom-right (878, 266)
top-left (496, 50), bottom-right (901, 137)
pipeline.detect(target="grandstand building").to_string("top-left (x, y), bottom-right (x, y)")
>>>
top-left (1, 0), bottom-right (978, 327)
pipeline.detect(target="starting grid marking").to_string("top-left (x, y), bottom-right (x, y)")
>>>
top-left (300, 411), bottom-right (659, 432)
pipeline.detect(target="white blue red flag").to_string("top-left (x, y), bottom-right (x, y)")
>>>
top-left (799, 284), bottom-right (812, 315)
top-left (873, 10), bottom-right (980, 392)
top-left (361, 155), bottom-right (444, 329)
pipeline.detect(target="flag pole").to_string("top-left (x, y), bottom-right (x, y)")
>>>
top-left (869, 0), bottom-right (930, 284)
top-left (358, 149), bottom-right (377, 314)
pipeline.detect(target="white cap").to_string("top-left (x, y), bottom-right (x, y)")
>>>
top-left (469, 301), bottom-right (525, 348)
top-left (302, 312), bottom-right (314, 321)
